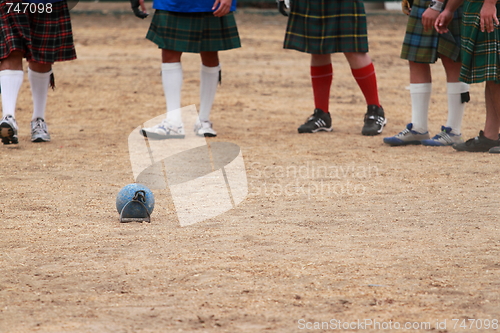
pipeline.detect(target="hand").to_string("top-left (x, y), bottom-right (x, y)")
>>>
top-left (422, 7), bottom-right (440, 32)
top-left (480, 2), bottom-right (499, 33)
top-left (401, 0), bottom-right (412, 15)
top-left (434, 9), bottom-right (453, 33)
top-left (213, 0), bottom-right (232, 17)
top-left (130, 0), bottom-right (148, 19)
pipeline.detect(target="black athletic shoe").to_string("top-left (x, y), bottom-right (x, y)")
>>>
top-left (297, 108), bottom-right (332, 133)
top-left (453, 130), bottom-right (500, 152)
top-left (362, 105), bottom-right (387, 136)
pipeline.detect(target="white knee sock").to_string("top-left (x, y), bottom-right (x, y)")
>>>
top-left (199, 64), bottom-right (220, 122)
top-left (446, 82), bottom-right (469, 134)
top-left (161, 62), bottom-right (183, 125)
top-left (0, 70), bottom-right (24, 118)
top-left (29, 68), bottom-right (52, 121)
top-left (410, 83), bottom-right (432, 133)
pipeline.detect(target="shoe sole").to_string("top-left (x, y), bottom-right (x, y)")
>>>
top-left (422, 141), bottom-right (461, 147)
top-left (453, 146), bottom-right (491, 152)
top-left (383, 139), bottom-right (422, 146)
top-left (32, 136), bottom-right (51, 143)
top-left (140, 130), bottom-right (185, 140)
top-left (0, 124), bottom-right (18, 144)
top-left (298, 127), bottom-right (333, 134)
top-left (196, 133), bottom-right (217, 138)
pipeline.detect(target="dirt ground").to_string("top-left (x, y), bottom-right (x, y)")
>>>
top-left (1, 3), bottom-right (499, 332)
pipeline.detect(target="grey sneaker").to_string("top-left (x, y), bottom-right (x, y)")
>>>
top-left (194, 120), bottom-right (217, 137)
top-left (383, 123), bottom-right (430, 146)
top-left (0, 115), bottom-right (19, 145)
top-left (140, 120), bottom-right (185, 139)
top-left (421, 126), bottom-right (463, 146)
top-left (31, 118), bottom-right (51, 142)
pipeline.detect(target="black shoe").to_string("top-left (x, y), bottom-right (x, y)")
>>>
top-left (362, 105), bottom-right (386, 136)
top-left (297, 108), bottom-right (332, 133)
top-left (453, 130), bottom-right (500, 152)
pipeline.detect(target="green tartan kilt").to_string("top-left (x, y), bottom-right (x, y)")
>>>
top-left (400, 0), bottom-right (462, 63)
top-left (146, 10), bottom-right (241, 53)
top-left (459, 0), bottom-right (500, 84)
top-left (283, 0), bottom-right (369, 54)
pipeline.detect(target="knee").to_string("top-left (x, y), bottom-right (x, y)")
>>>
top-left (0, 51), bottom-right (24, 71)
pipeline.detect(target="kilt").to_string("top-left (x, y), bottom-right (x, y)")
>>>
top-left (400, 0), bottom-right (462, 63)
top-left (146, 10), bottom-right (241, 53)
top-left (459, 0), bottom-right (500, 84)
top-left (0, 0), bottom-right (76, 63)
top-left (283, 0), bottom-right (369, 54)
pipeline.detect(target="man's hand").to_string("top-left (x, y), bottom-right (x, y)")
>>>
top-left (480, 1), bottom-right (499, 33)
top-left (213, 0), bottom-right (232, 17)
top-left (422, 7), bottom-right (440, 32)
top-left (434, 0), bottom-right (465, 33)
top-left (130, 0), bottom-right (148, 19)
top-left (434, 9), bottom-right (454, 33)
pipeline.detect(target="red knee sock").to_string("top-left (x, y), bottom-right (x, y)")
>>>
top-left (311, 64), bottom-right (333, 113)
top-left (351, 63), bottom-right (380, 107)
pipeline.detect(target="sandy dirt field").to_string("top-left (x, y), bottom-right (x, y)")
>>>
top-left (1, 3), bottom-right (499, 332)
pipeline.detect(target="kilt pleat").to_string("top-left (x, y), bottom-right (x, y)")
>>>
top-left (283, 0), bottom-right (369, 54)
top-left (146, 11), bottom-right (241, 53)
top-left (400, 0), bottom-right (462, 63)
top-left (459, 0), bottom-right (500, 83)
top-left (0, 0), bottom-right (76, 63)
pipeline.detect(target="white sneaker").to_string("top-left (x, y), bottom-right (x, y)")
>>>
top-left (194, 120), bottom-right (217, 137)
top-left (31, 118), bottom-right (51, 142)
top-left (140, 120), bottom-right (185, 139)
top-left (0, 115), bottom-right (19, 145)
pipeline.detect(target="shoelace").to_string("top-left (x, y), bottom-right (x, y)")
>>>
top-left (201, 121), bottom-right (212, 129)
top-left (397, 128), bottom-right (411, 137)
top-left (32, 120), bottom-right (46, 133)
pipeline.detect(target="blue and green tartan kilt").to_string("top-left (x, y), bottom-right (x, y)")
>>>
top-left (146, 10), bottom-right (241, 53)
top-left (0, 0), bottom-right (76, 63)
top-left (283, 0), bottom-right (369, 54)
top-left (459, 0), bottom-right (500, 84)
top-left (400, 0), bottom-right (462, 63)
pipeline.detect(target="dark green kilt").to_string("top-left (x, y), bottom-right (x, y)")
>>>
top-left (283, 0), bottom-right (369, 54)
top-left (400, 0), bottom-right (462, 63)
top-left (146, 10), bottom-right (241, 53)
top-left (459, 0), bottom-right (500, 84)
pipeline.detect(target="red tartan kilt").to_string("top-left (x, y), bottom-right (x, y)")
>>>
top-left (0, 0), bottom-right (76, 63)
